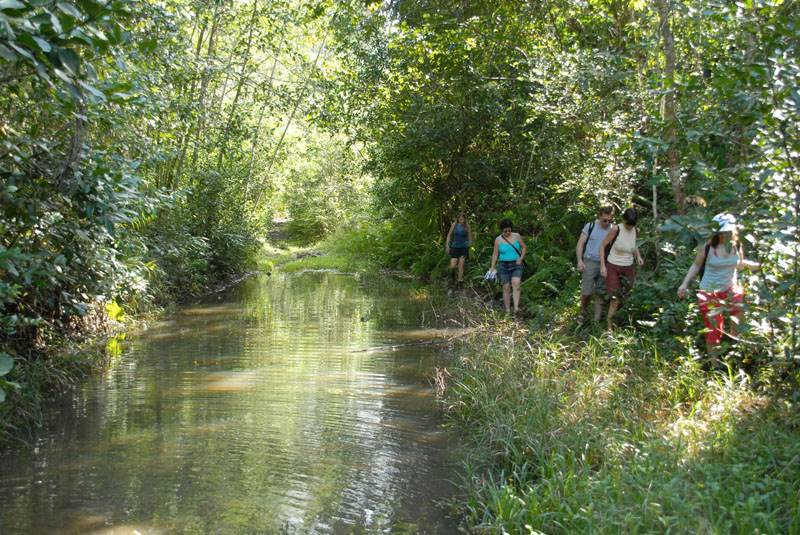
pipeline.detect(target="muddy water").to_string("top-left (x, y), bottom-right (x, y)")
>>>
top-left (0, 271), bottom-right (462, 534)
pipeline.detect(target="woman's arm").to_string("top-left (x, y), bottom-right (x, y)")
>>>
top-left (635, 229), bottom-right (644, 266)
top-left (445, 223), bottom-right (455, 251)
top-left (677, 245), bottom-right (708, 298)
top-left (737, 245), bottom-right (761, 271)
top-left (489, 238), bottom-right (500, 271)
top-left (598, 225), bottom-right (618, 276)
top-left (467, 223), bottom-right (473, 246)
top-left (516, 233), bottom-right (527, 264)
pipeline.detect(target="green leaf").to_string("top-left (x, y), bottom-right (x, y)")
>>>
top-left (8, 42), bottom-right (34, 60)
top-left (75, 0), bottom-right (101, 17)
top-left (56, 1), bottom-right (82, 18)
top-left (0, 0), bottom-right (26, 10)
top-left (58, 12), bottom-right (76, 32)
top-left (32, 36), bottom-right (52, 52)
top-left (66, 81), bottom-right (83, 101)
top-left (58, 47), bottom-right (80, 75)
top-left (78, 80), bottom-right (105, 101)
top-left (84, 61), bottom-right (97, 81)
top-left (0, 352), bottom-right (13, 376)
top-left (139, 38), bottom-right (157, 54)
top-left (34, 58), bottom-right (51, 83)
top-left (645, 175), bottom-right (665, 187)
top-left (0, 43), bottom-right (18, 61)
top-left (16, 32), bottom-right (37, 50)
top-left (53, 67), bottom-right (72, 83)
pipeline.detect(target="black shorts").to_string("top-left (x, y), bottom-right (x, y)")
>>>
top-left (449, 247), bottom-right (469, 259)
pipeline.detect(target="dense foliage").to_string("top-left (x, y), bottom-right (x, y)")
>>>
top-left (0, 0), bottom-right (353, 424)
top-left (323, 0), bottom-right (799, 383)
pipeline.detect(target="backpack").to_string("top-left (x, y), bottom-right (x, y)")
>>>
top-left (697, 243), bottom-right (711, 282)
top-left (585, 221), bottom-right (596, 240)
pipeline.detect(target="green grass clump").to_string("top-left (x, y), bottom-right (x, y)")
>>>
top-left (444, 321), bottom-right (800, 534)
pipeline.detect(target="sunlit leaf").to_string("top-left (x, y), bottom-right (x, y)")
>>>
top-left (0, 0), bottom-right (25, 10)
top-left (56, 1), bottom-right (81, 18)
top-left (0, 43), bottom-right (18, 60)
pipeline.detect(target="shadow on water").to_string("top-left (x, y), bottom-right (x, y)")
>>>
top-left (0, 271), bottom-right (463, 535)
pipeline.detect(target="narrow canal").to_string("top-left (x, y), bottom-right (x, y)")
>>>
top-left (0, 271), bottom-right (462, 534)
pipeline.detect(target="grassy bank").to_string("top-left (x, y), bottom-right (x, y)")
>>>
top-left (441, 312), bottom-right (800, 534)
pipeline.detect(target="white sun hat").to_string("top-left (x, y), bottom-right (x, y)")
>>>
top-left (712, 213), bottom-right (737, 232)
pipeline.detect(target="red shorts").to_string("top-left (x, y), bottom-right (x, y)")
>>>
top-left (605, 262), bottom-right (635, 299)
top-left (697, 286), bottom-right (745, 345)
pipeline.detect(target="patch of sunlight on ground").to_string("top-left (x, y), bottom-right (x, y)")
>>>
top-left (664, 374), bottom-right (761, 460)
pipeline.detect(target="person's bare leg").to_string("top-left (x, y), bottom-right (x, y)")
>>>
top-left (593, 294), bottom-right (604, 322)
top-left (706, 338), bottom-right (721, 368)
top-left (503, 282), bottom-right (511, 313)
top-left (607, 298), bottom-right (619, 330)
top-left (511, 277), bottom-right (521, 314)
top-left (580, 294), bottom-right (591, 315)
top-left (448, 257), bottom-right (457, 286)
top-left (457, 256), bottom-right (466, 282)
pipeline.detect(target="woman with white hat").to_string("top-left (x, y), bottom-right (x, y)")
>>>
top-left (677, 213), bottom-right (760, 361)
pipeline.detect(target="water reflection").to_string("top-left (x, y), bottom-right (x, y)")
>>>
top-left (0, 271), bottom-right (460, 534)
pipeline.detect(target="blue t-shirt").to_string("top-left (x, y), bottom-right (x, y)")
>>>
top-left (450, 224), bottom-right (469, 248)
top-left (582, 221), bottom-right (611, 262)
top-left (498, 235), bottom-right (521, 261)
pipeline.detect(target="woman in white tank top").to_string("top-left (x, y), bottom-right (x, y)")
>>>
top-left (599, 207), bottom-right (644, 330)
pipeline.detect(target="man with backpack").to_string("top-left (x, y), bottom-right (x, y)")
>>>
top-left (575, 205), bottom-right (615, 326)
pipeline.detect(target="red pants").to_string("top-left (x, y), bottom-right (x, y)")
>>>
top-left (606, 262), bottom-right (635, 299)
top-left (697, 286), bottom-right (744, 345)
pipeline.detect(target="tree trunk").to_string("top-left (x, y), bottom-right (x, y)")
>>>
top-left (656, 0), bottom-right (684, 214)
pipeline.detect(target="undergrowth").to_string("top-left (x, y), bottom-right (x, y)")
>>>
top-left (442, 315), bottom-right (800, 534)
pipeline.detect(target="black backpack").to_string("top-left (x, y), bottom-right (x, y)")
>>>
top-left (585, 221), bottom-right (596, 240)
top-left (698, 243), bottom-right (711, 282)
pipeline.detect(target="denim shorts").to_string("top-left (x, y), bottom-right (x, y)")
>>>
top-left (497, 261), bottom-right (523, 284)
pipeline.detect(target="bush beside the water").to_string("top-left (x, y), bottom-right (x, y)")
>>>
top-left (444, 319), bottom-right (800, 534)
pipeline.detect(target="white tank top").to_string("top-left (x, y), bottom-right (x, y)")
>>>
top-left (607, 225), bottom-right (637, 266)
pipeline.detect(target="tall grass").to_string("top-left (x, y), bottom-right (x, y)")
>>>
top-left (443, 320), bottom-right (800, 534)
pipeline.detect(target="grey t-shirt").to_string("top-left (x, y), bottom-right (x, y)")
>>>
top-left (582, 221), bottom-right (611, 262)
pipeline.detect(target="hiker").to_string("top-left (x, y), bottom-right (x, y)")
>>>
top-left (677, 213), bottom-right (760, 360)
top-left (575, 205), bottom-right (615, 326)
top-left (599, 207), bottom-right (644, 330)
top-left (445, 213), bottom-right (472, 287)
top-left (488, 218), bottom-right (527, 315)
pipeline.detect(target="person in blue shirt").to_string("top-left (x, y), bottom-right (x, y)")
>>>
top-left (575, 205), bottom-right (615, 326)
top-left (488, 218), bottom-right (527, 315)
top-left (677, 213), bottom-right (761, 361)
top-left (445, 213), bottom-right (472, 288)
